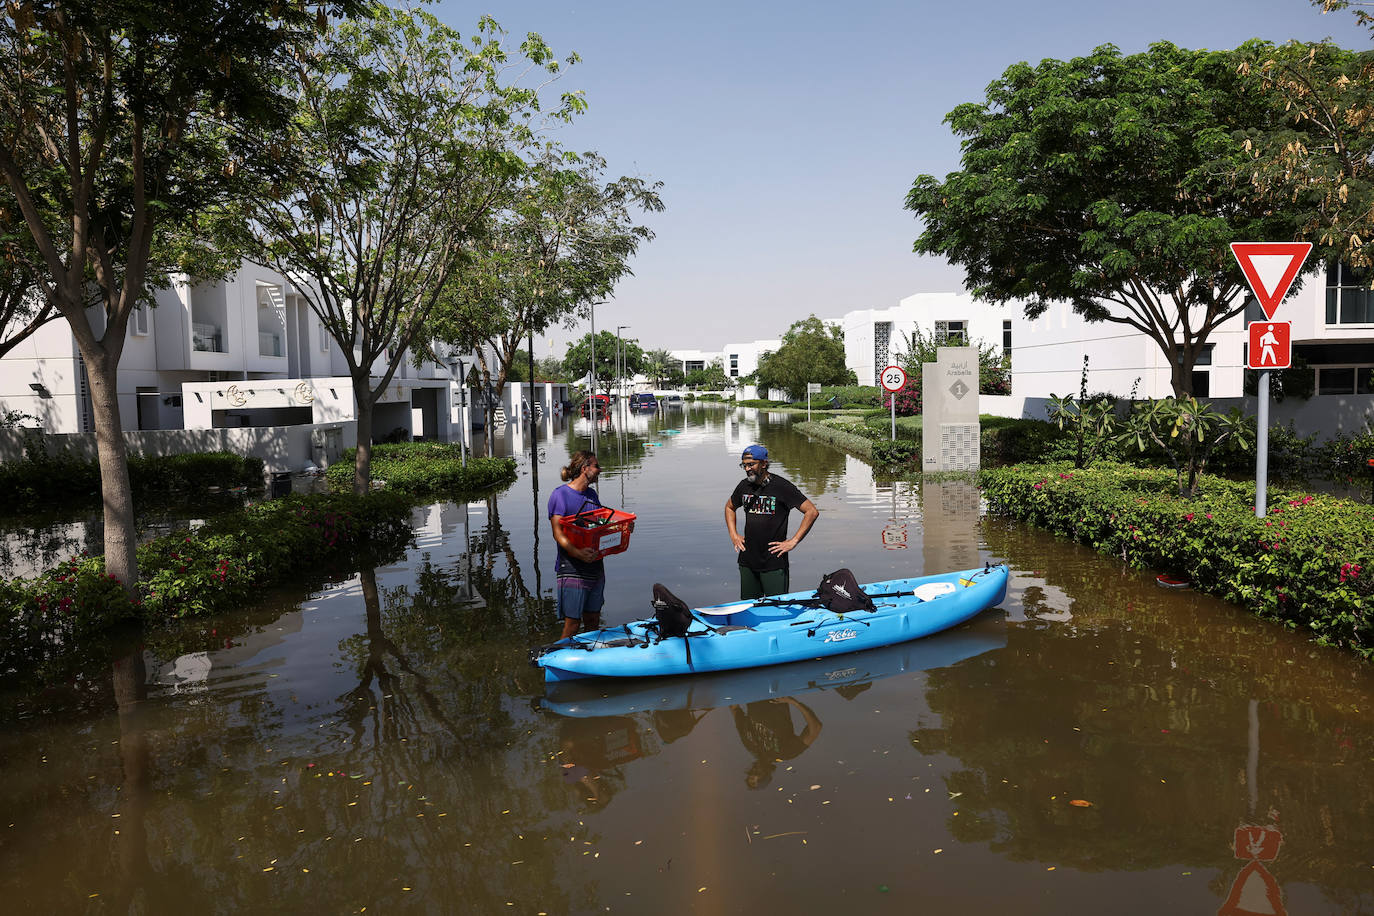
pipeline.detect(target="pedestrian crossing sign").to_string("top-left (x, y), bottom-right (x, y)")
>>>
top-left (1247, 321), bottom-right (1291, 371)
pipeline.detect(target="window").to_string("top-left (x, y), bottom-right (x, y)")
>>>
top-left (684, 360), bottom-right (704, 374)
top-left (130, 304), bottom-right (150, 336)
top-left (934, 319), bottom-right (966, 345)
top-left (1325, 262), bottom-right (1374, 325)
top-left (1177, 343), bottom-right (1215, 397)
top-left (1316, 366), bottom-right (1374, 395)
top-left (256, 283), bottom-right (285, 358)
top-left (1002, 319), bottom-right (1012, 355)
top-left (319, 323), bottom-right (330, 353)
top-left (729, 353), bottom-right (739, 378)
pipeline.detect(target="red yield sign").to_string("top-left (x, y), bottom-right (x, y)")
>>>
top-left (1247, 321), bottom-right (1291, 370)
top-left (1231, 242), bottom-right (1312, 320)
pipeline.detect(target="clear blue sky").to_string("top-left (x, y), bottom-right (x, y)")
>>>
top-left (437, 0), bottom-right (1371, 356)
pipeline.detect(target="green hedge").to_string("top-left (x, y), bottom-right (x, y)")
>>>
top-left (325, 443), bottom-right (517, 496)
top-left (0, 448), bottom-right (264, 514)
top-left (979, 462), bottom-right (1374, 657)
top-left (0, 491), bottom-right (414, 676)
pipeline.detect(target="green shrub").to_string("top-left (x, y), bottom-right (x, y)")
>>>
top-left (0, 491), bottom-right (415, 676)
top-left (794, 420), bottom-right (875, 458)
top-left (871, 440), bottom-right (918, 467)
top-left (0, 447), bottom-right (264, 514)
top-left (816, 385), bottom-right (881, 409)
top-left (325, 444), bottom-right (516, 496)
top-left (129, 451), bottom-right (265, 494)
top-left (979, 462), bottom-right (1374, 657)
top-left (981, 418), bottom-right (1071, 466)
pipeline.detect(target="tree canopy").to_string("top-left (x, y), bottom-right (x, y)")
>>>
top-left (248, 6), bottom-right (578, 492)
top-left (754, 315), bottom-right (854, 399)
top-left (1238, 21), bottom-right (1374, 271)
top-left (430, 149), bottom-right (662, 404)
top-left (563, 331), bottom-right (644, 397)
top-left (907, 42), bottom-right (1306, 397)
top-left (0, 0), bottom-right (351, 589)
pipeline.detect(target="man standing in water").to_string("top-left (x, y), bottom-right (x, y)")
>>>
top-left (549, 451), bottom-right (605, 639)
top-left (725, 444), bottom-right (819, 599)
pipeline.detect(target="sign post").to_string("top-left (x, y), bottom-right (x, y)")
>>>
top-left (1231, 242), bottom-right (1311, 518)
top-left (806, 382), bottom-right (821, 422)
top-left (880, 365), bottom-right (907, 442)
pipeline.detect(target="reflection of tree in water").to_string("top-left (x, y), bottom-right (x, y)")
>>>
top-left (0, 530), bottom-right (608, 913)
top-left (906, 518), bottom-right (1374, 907)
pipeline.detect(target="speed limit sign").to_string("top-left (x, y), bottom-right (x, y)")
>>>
top-left (881, 365), bottom-right (907, 392)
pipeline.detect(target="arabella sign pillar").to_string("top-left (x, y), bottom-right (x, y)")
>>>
top-left (922, 348), bottom-right (979, 473)
top-left (1230, 241), bottom-right (1311, 518)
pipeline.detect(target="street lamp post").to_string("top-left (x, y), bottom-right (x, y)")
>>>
top-left (616, 325), bottom-right (629, 405)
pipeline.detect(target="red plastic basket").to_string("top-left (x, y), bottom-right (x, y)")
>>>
top-left (559, 506), bottom-right (637, 559)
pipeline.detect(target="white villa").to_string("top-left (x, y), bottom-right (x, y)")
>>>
top-left (0, 262), bottom-right (570, 468)
top-left (842, 269), bottom-right (1374, 437)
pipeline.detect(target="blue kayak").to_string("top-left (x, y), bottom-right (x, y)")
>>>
top-left (538, 618), bottom-right (1006, 716)
top-left (531, 563), bottom-right (1009, 683)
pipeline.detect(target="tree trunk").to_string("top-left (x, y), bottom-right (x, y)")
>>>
top-left (354, 386), bottom-right (375, 496)
top-left (86, 350), bottom-right (139, 595)
top-left (1170, 359), bottom-right (1192, 398)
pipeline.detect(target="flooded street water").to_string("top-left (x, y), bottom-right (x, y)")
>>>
top-left (2, 405), bottom-right (1372, 914)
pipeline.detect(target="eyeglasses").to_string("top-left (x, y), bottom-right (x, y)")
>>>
top-left (739, 460), bottom-right (761, 469)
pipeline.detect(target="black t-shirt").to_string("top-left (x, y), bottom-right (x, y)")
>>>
top-left (729, 473), bottom-right (807, 571)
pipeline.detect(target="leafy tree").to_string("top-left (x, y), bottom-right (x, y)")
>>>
top-left (562, 331), bottom-right (644, 398)
top-left (249, 8), bottom-right (577, 493)
top-left (1046, 357), bottom-right (1123, 470)
top-left (534, 355), bottom-right (568, 381)
top-left (685, 358), bottom-right (729, 391)
top-left (643, 348), bottom-right (682, 388)
top-left (0, 189), bottom-right (58, 359)
top-left (435, 151), bottom-right (662, 410)
top-left (754, 315), bottom-right (854, 399)
top-left (0, 0), bottom-right (347, 591)
top-left (1123, 397), bottom-right (1255, 497)
top-left (1238, 28), bottom-right (1374, 270)
top-left (894, 326), bottom-right (1010, 396)
top-left (907, 42), bottom-right (1305, 398)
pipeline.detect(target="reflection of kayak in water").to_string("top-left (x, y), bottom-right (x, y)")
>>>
top-left (531, 564), bottom-right (1010, 682)
top-left (538, 618), bottom-right (1005, 718)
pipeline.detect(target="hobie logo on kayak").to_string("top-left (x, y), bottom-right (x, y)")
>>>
top-left (831, 583), bottom-right (852, 598)
top-left (824, 628), bottom-right (858, 643)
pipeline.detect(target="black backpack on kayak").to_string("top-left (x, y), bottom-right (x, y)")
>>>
top-left (816, 568), bottom-right (877, 614)
top-left (651, 583), bottom-right (693, 638)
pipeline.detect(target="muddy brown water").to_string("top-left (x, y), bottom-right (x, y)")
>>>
top-left (1, 405), bottom-right (1371, 914)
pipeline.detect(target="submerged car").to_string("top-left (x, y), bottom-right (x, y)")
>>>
top-left (580, 394), bottom-right (611, 417)
top-left (629, 393), bottom-right (658, 411)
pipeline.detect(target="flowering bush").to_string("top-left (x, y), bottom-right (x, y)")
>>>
top-left (980, 462), bottom-right (1374, 657)
top-left (0, 555), bottom-right (136, 673)
top-left (882, 378), bottom-right (922, 417)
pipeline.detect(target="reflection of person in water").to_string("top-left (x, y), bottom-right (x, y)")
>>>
top-left (730, 696), bottom-right (822, 789)
top-left (559, 716), bottom-right (641, 810)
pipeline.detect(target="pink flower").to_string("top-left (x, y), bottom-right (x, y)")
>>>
top-left (1183, 513), bottom-right (1194, 522)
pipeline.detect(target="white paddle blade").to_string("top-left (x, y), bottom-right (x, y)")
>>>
top-left (696, 602), bottom-right (755, 617)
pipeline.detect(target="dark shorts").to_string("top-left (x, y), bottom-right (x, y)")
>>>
top-left (739, 567), bottom-right (789, 601)
top-left (557, 576), bottom-right (606, 621)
